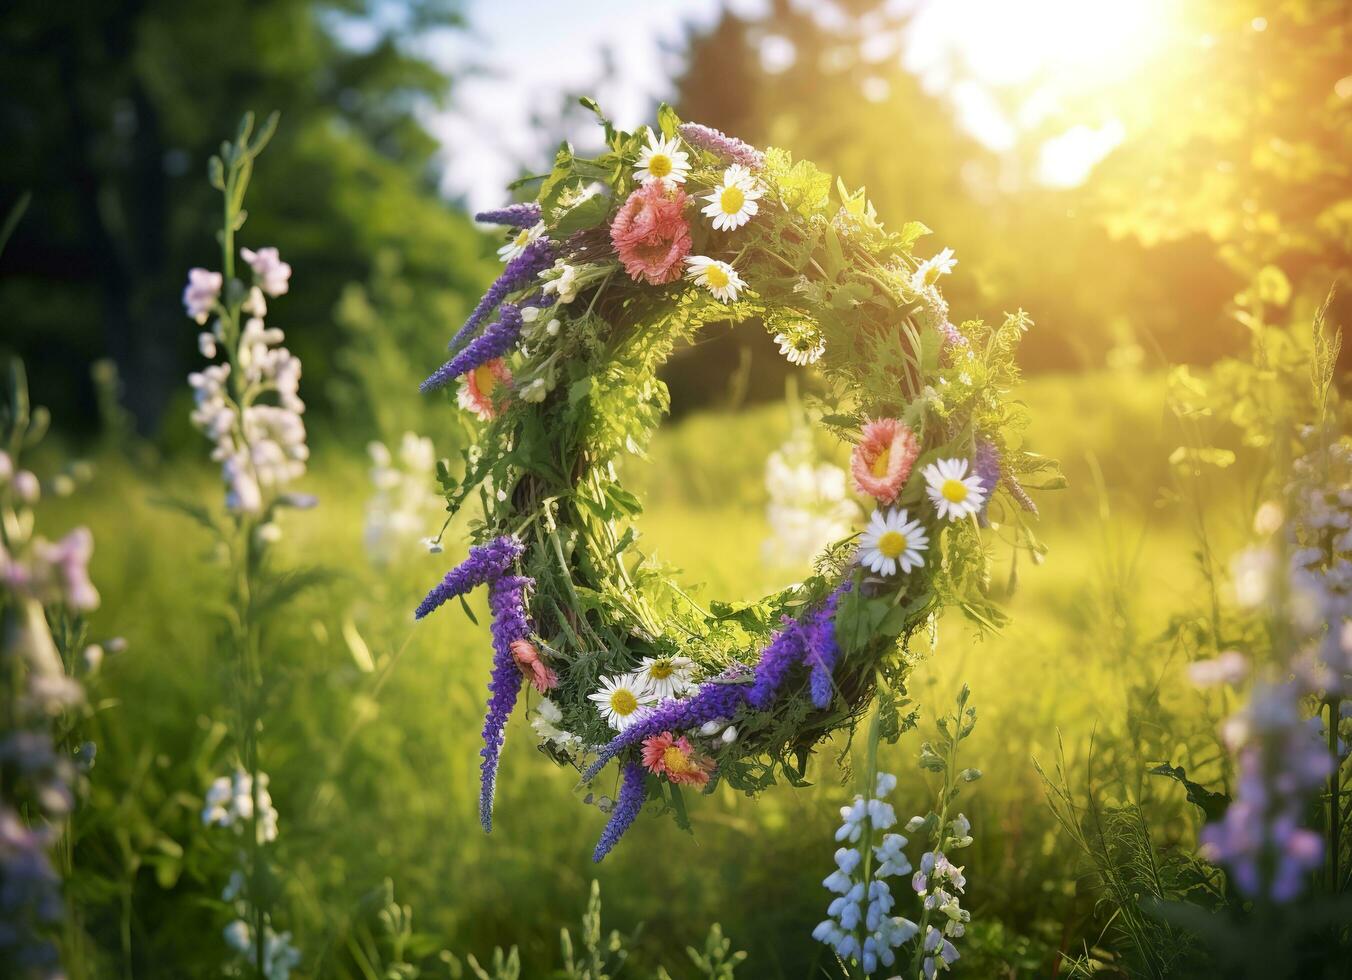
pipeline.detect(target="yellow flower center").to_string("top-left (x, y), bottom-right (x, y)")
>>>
top-left (472, 363), bottom-right (499, 395)
top-left (719, 185), bottom-right (746, 214)
top-left (877, 530), bottom-right (909, 559)
top-left (663, 745), bottom-right (695, 774)
top-left (705, 264), bottom-right (730, 289)
top-left (941, 478), bottom-right (969, 503)
top-left (647, 153), bottom-right (672, 178)
top-left (513, 229), bottom-right (531, 247)
top-left (871, 447), bottom-right (891, 478)
top-left (609, 688), bottom-right (638, 716)
top-left (648, 660), bottom-right (674, 680)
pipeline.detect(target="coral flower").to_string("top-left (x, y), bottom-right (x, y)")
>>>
top-left (641, 731), bottom-right (712, 787)
top-left (456, 358), bottom-right (512, 420)
top-left (609, 183), bottom-right (692, 285)
top-left (850, 418), bottom-right (919, 505)
top-left (510, 639), bottom-right (558, 693)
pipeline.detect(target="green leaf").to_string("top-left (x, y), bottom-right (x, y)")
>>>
top-left (1148, 763), bottom-right (1230, 821)
top-left (656, 102), bottom-right (682, 138)
top-left (552, 192), bottom-right (612, 237)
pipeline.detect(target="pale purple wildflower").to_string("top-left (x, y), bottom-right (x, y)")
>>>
top-left (678, 122), bottom-right (766, 170)
top-left (182, 268), bottom-right (223, 324)
top-left (804, 583), bottom-right (849, 709)
top-left (239, 246), bottom-right (292, 297)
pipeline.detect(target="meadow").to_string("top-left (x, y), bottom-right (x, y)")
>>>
top-left (39, 365), bottom-right (1256, 977)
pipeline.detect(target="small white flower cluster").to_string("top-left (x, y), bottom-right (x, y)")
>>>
top-left (813, 772), bottom-right (920, 975)
top-left (202, 768), bottom-right (279, 845)
top-left (184, 246), bottom-right (307, 516)
top-left (223, 917), bottom-right (301, 980)
top-left (762, 426), bottom-right (855, 570)
top-left (363, 433), bottom-right (443, 565)
top-left (530, 698), bottom-right (584, 753)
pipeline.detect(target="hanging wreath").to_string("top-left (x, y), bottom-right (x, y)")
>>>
top-left (415, 101), bottom-right (1054, 861)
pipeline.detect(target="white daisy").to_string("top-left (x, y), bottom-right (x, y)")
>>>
top-left (685, 255), bottom-right (745, 303)
top-left (922, 457), bottom-right (986, 522)
top-left (774, 331), bottom-right (825, 366)
top-left (635, 656), bottom-right (695, 699)
top-left (701, 164), bottom-right (762, 231)
top-left (497, 221), bottom-right (545, 263)
top-left (633, 129), bottom-right (691, 188)
top-left (910, 247), bottom-right (957, 291)
top-left (858, 508), bottom-right (929, 577)
top-left (588, 672), bottom-right (658, 731)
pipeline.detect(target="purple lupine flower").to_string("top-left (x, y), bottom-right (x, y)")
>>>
top-left (581, 667), bottom-right (752, 783)
top-left (592, 762), bottom-right (648, 862)
top-left (480, 573), bottom-right (534, 832)
top-left (422, 304), bottom-right (527, 393)
top-left (678, 122), bottom-right (766, 170)
top-left (414, 536), bottom-right (524, 620)
top-left (447, 237), bottom-right (555, 352)
top-left (804, 583), bottom-right (850, 709)
top-left (475, 203), bottom-right (543, 229)
top-left (0, 807), bottom-right (63, 975)
top-left (747, 618), bottom-right (807, 710)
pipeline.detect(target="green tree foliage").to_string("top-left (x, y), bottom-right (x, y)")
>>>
top-left (0, 0), bottom-right (494, 437)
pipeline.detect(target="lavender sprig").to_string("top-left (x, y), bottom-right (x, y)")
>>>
top-left (414, 536), bottom-right (524, 620)
top-left (475, 203), bottom-right (542, 229)
top-left (747, 619), bottom-right (807, 710)
top-left (678, 122), bottom-right (766, 170)
top-left (447, 238), bottom-right (554, 353)
top-left (973, 441), bottom-right (1001, 523)
top-left (480, 574), bottom-right (534, 831)
top-left (805, 583), bottom-right (849, 710)
top-left (422, 304), bottom-right (526, 393)
top-left (592, 762), bottom-right (648, 862)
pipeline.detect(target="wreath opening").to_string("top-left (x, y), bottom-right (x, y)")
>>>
top-left (415, 102), bottom-right (1054, 861)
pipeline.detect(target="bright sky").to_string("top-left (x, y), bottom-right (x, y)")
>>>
top-left (420, 0), bottom-right (1175, 211)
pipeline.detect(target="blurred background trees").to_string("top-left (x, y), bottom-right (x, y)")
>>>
top-left (1, 0), bottom-right (1348, 432)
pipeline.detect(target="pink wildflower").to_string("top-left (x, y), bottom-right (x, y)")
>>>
top-left (640, 731), bottom-right (712, 788)
top-left (456, 358), bottom-right (512, 421)
top-left (609, 183), bottom-right (692, 285)
top-left (850, 418), bottom-right (920, 505)
top-left (510, 639), bottom-right (558, 693)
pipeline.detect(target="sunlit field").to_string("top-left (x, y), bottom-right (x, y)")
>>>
top-left (3, 1), bottom-right (1350, 978)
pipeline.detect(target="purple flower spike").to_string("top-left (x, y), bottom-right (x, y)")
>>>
top-left (475, 203), bottom-right (542, 229)
top-left (747, 620), bottom-right (807, 710)
top-left (422, 304), bottom-right (526, 393)
top-left (804, 583), bottom-right (850, 709)
top-left (581, 667), bottom-right (752, 783)
top-left (414, 536), bottom-right (524, 620)
top-left (480, 573), bottom-right (534, 832)
top-left (592, 762), bottom-right (648, 862)
top-left (974, 440), bottom-right (1001, 523)
top-left (678, 122), bottom-right (766, 170)
top-left (448, 238), bottom-right (555, 352)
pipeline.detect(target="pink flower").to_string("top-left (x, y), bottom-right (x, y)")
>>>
top-left (510, 639), bottom-right (558, 693)
top-left (240, 246), bottom-right (292, 297)
top-left (640, 731), bottom-right (712, 788)
top-left (456, 358), bottom-right (512, 420)
top-left (182, 268), bottom-right (223, 324)
top-left (609, 183), bottom-right (692, 285)
top-left (851, 418), bottom-right (920, 505)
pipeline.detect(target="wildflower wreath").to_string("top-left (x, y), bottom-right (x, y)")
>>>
top-left (415, 101), bottom-right (1053, 861)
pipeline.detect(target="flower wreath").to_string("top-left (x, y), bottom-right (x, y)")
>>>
top-left (416, 101), bottom-right (1054, 861)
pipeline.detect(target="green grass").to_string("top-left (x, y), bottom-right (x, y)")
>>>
top-left (52, 368), bottom-right (1249, 977)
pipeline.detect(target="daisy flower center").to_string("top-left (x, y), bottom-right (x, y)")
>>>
top-left (870, 447), bottom-right (892, 477)
top-left (719, 185), bottom-right (746, 214)
top-left (647, 153), bottom-right (672, 178)
top-left (662, 746), bottom-right (695, 774)
top-left (648, 660), bottom-right (674, 680)
top-left (472, 363), bottom-right (499, 395)
top-left (512, 228), bottom-right (531, 247)
top-left (705, 265), bottom-right (730, 289)
top-left (877, 530), bottom-right (909, 559)
top-left (941, 478), bottom-right (969, 503)
top-left (609, 688), bottom-right (639, 716)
